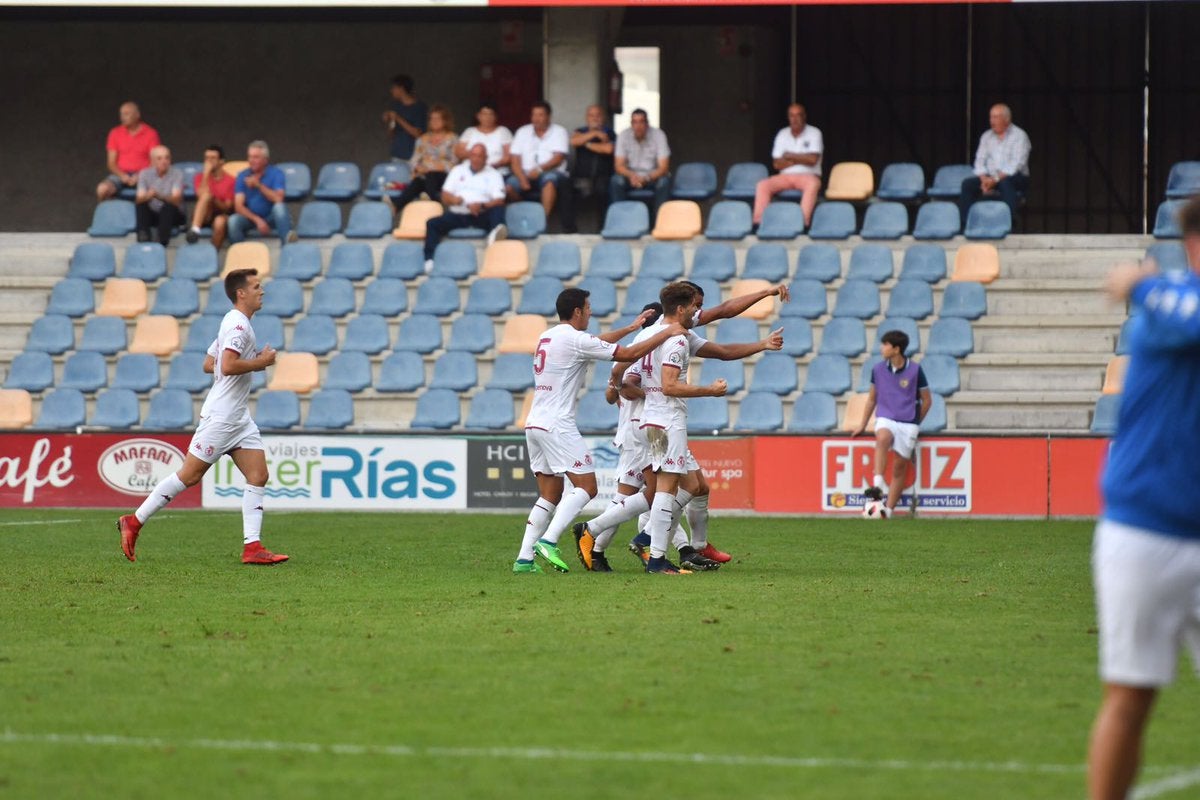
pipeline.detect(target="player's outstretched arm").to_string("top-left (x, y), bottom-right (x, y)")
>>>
top-left (697, 284), bottom-right (789, 326)
top-left (662, 367), bottom-right (726, 399)
top-left (598, 306), bottom-right (658, 344)
top-left (611, 323), bottom-right (685, 363)
top-left (696, 327), bottom-right (784, 361)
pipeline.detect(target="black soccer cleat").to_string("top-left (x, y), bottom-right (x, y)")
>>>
top-left (678, 546), bottom-right (721, 571)
top-left (589, 551), bottom-right (613, 572)
top-left (863, 485), bottom-right (885, 502)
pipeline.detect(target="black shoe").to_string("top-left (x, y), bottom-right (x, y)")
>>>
top-left (864, 486), bottom-right (884, 502)
top-left (678, 546), bottom-right (720, 571)
top-left (135, 229), bottom-right (151, 243)
top-left (185, 229), bottom-right (199, 244)
top-left (590, 551), bottom-right (612, 572)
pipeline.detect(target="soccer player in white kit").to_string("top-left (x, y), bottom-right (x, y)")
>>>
top-left (117, 268), bottom-right (288, 565)
top-left (514, 287), bottom-right (684, 574)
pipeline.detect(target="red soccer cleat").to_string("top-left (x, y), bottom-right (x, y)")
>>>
top-left (242, 541), bottom-right (289, 565)
top-left (699, 543), bottom-right (732, 563)
top-left (118, 514), bottom-right (142, 562)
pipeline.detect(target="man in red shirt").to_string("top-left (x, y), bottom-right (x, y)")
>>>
top-left (96, 101), bottom-right (160, 201)
top-left (186, 145), bottom-right (237, 247)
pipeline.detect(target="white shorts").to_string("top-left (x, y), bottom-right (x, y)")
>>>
top-left (525, 426), bottom-right (594, 476)
top-left (877, 418), bottom-right (920, 460)
top-left (616, 432), bottom-right (650, 488)
top-left (1093, 519), bottom-right (1200, 687)
top-left (188, 415), bottom-right (263, 464)
top-left (643, 424), bottom-right (693, 475)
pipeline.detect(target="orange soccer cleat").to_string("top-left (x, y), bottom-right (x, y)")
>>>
top-left (117, 514), bottom-right (142, 562)
top-left (242, 541), bottom-right (289, 565)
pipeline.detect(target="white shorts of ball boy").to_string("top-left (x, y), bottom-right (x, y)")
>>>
top-left (187, 415), bottom-right (264, 464)
top-left (525, 426), bottom-right (595, 476)
top-left (876, 418), bottom-right (920, 460)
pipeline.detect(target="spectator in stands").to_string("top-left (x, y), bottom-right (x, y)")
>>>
top-left (97, 101), bottom-right (160, 202)
top-left (382, 74), bottom-right (427, 162)
top-left (958, 103), bottom-right (1031, 224)
top-left (134, 145), bottom-right (184, 245)
top-left (609, 108), bottom-right (671, 215)
top-left (389, 105), bottom-right (458, 215)
top-left (753, 103), bottom-right (823, 229)
top-left (508, 100), bottom-right (575, 233)
top-left (455, 100), bottom-right (512, 175)
top-left (570, 104), bottom-right (616, 210)
top-left (186, 145), bottom-right (235, 247)
top-left (423, 143), bottom-right (508, 274)
top-left (227, 140), bottom-right (292, 245)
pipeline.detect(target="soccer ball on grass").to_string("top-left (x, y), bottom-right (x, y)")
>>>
top-left (862, 500), bottom-right (890, 519)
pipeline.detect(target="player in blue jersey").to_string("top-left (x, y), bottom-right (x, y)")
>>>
top-left (1087, 196), bottom-right (1200, 800)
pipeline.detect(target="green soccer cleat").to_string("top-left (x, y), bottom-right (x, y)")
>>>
top-left (533, 539), bottom-right (570, 573)
top-left (512, 559), bottom-right (543, 574)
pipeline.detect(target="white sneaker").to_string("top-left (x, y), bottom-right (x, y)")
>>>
top-left (486, 223), bottom-right (508, 247)
top-left (424, 259), bottom-right (435, 275)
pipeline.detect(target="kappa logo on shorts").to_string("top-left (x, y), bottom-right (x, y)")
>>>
top-left (573, 460), bottom-right (583, 468)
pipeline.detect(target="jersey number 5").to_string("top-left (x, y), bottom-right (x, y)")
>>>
top-left (534, 338), bottom-right (552, 375)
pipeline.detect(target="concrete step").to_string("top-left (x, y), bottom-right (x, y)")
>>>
top-left (963, 366), bottom-right (1102, 392)
top-left (976, 329), bottom-right (1117, 354)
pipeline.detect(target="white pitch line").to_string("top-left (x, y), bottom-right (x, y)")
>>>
top-left (0, 518), bottom-right (82, 527)
top-left (1133, 767), bottom-right (1200, 799)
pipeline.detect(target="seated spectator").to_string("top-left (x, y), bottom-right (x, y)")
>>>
top-left (382, 73), bottom-right (427, 162)
top-left (571, 104), bottom-right (616, 208)
top-left (186, 145), bottom-right (235, 247)
top-left (228, 140), bottom-right (292, 245)
top-left (753, 103), bottom-right (823, 228)
top-left (389, 105), bottom-right (459, 214)
top-left (97, 101), bottom-right (160, 202)
top-left (134, 145), bottom-right (184, 245)
top-left (609, 108), bottom-right (671, 215)
top-left (455, 100), bottom-right (512, 175)
top-left (958, 103), bottom-right (1031, 223)
top-left (423, 144), bottom-right (508, 274)
top-left (507, 100), bottom-right (575, 232)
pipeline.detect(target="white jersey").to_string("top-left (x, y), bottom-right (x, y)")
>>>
top-left (613, 361), bottom-right (642, 447)
top-left (524, 323), bottom-right (617, 432)
top-left (638, 322), bottom-right (707, 430)
top-left (199, 309), bottom-right (257, 423)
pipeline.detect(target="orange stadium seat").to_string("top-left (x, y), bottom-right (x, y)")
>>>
top-left (727, 279), bottom-right (777, 320)
top-left (516, 392), bottom-right (535, 429)
top-left (128, 315), bottom-right (180, 355)
top-left (223, 160), bottom-right (249, 178)
top-left (268, 352), bottom-right (320, 393)
top-left (952, 243), bottom-right (1001, 283)
top-left (1102, 355), bottom-right (1128, 395)
top-left (824, 162), bottom-right (875, 201)
top-left (498, 314), bottom-right (547, 354)
top-left (651, 200), bottom-right (702, 240)
top-left (393, 200), bottom-right (442, 240)
top-left (222, 241), bottom-right (271, 278)
top-left (840, 392), bottom-right (876, 433)
top-left (0, 389), bottom-right (34, 429)
top-left (96, 278), bottom-right (148, 318)
top-left (479, 240), bottom-right (529, 280)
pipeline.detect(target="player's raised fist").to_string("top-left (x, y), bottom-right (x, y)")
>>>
top-left (258, 346), bottom-right (277, 367)
top-left (710, 378), bottom-right (728, 397)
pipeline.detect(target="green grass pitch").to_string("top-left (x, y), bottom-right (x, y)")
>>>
top-left (1, 509), bottom-right (1196, 799)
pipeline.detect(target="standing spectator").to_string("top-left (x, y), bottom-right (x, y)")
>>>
top-left (382, 74), bottom-right (427, 162)
top-left (186, 145), bottom-right (235, 247)
top-left (508, 101), bottom-right (575, 232)
top-left (958, 103), bottom-right (1031, 224)
top-left (753, 103), bottom-right (823, 228)
top-left (134, 145), bottom-right (184, 245)
top-left (97, 101), bottom-right (160, 202)
top-left (570, 104), bottom-right (616, 209)
top-left (609, 108), bottom-right (671, 216)
top-left (228, 141), bottom-right (292, 245)
top-left (390, 105), bottom-right (458, 214)
top-left (423, 144), bottom-right (508, 273)
top-left (455, 101), bottom-right (512, 174)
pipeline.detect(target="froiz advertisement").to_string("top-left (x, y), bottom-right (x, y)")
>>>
top-left (201, 436), bottom-right (467, 510)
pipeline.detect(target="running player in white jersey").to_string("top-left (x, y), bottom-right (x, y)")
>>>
top-left (117, 268), bottom-right (288, 566)
top-left (514, 287), bottom-right (684, 574)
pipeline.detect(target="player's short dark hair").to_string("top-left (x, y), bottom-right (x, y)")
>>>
top-left (556, 287), bottom-right (589, 320)
top-left (1179, 197), bottom-right (1200, 239)
top-left (881, 329), bottom-right (909, 354)
top-left (659, 281), bottom-right (697, 318)
top-left (205, 144), bottom-right (224, 160)
top-left (225, 269), bottom-right (258, 303)
top-left (533, 100), bottom-right (552, 116)
top-left (392, 74), bottom-right (414, 92)
top-left (683, 280), bottom-right (705, 300)
top-left (641, 302), bottom-right (663, 328)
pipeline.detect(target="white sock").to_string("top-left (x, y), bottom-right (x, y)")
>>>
top-left (667, 488), bottom-right (694, 541)
top-left (873, 474), bottom-right (886, 490)
top-left (190, 225), bottom-right (201, 234)
top-left (686, 493), bottom-right (710, 548)
top-left (135, 472), bottom-right (187, 524)
top-left (648, 491), bottom-right (682, 559)
top-left (518, 498), bottom-right (557, 561)
top-left (242, 484), bottom-right (265, 545)
top-left (586, 491), bottom-right (650, 540)
top-left (637, 509), bottom-right (651, 535)
top-left (590, 495), bottom-right (623, 552)
top-left (542, 487), bottom-right (593, 545)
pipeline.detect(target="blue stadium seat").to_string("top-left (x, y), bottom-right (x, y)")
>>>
top-left (61, 351), bottom-right (108, 392)
top-left (756, 202), bottom-right (805, 240)
top-left (1091, 393), bottom-right (1121, 435)
top-left (92, 388), bottom-right (139, 429)
top-left (312, 162), bottom-right (361, 200)
top-left (601, 201), bottom-right (650, 240)
top-left (343, 202), bottom-right (393, 239)
top-left (253, 314), bottom-right (285, 350)
top-left (588, 242), bottom-right (633, 280)
top-left (714, 317), bottom-right (759, 346)
top-left (690, 277), bottom-right (723, 310)
top-left (506, 202), bottom-right (547, 240)
top-left (690, 243), bottom-right (736, 281)
top-left (920, 353), bottom-right (960, 396)
top-left (735, 392), bottom-right (784, 432)
top-left (808, 202), bottom-right (856, 240)
top-left (375, 351), bottom-right (425, 392)
top-left (327, 243), bottom-right (375, 281)
top-left (447, 224), bottom-right (486, 240)
top-left (912, 201), bottom-right (962, 240)
top-left (819, 318), bottom-right (866, 357)
top-left (4, 352), bottom-right (54, 392)
top-left (832, 280), bottom-right (881, 319)
top-left (324, 351), bottom-right (372, 393)
top-left (177, 161), bottom-right (202, 200)
top-left (780, 279), bottom-right (827, 320)
top-left (927, 164), bottom-right (974, 199)
top-left (69, 243), bottom-right (116, 280)
top-left (430, 351), bottom-right (479, 392)
top-left (804, 354), bottom-right (852, 395)
top-left (308, 277), bottom-right (356, 318)
top-left (342, 314), bottom-right (390, 354)
top-left (363, 162), bottom-right (408, 200)
top-left (184, 315), bottom-right (221, 352)
top-left (687, 396), bottom-right (729, 435)
top-left (173, 243), bottom-right (219, 281)
top-left (788, 391), bottom-right (838, 432)
top-left (640, 242), bottom-right (686, 280)
top-left (430, 241), bottom-right (477, 280)
top-left (35, 388), bottom-right (86, 429)
top-left (721, 162), bottom-right (769, 201)
top-left (26, 315), bottom-right (74, 354)
top-left (305, 389), bottom-right (354, 430)
top-left (1165, 161), bottom-right (1200, 199)
top-left (296, 201), bottom-right (343, 238)
top-left (622, 278), bottom-right (666, 315)
top-left (578, 276), bottom-right (618, 317)
top-left (150, 278), bottom-right (199, 318)
top-left (411, 388), bottom-right (460, 429)
top-left (749, 351), bottom-right (798, 394)
top-left (291, 314), bottom-right (338, 355)
top-left (255, 390), bottom-right (300, 430)
top-left (876, 163), bottom-right (926, 201)
top-left (121, 243), bottom-right (167, 281)
top-left (857, 354), bottom-right (884, 392)
top-left (414, 276), bottom-right (461, 316)
top-left (886, 279), bottom-right (934, 320)
top-left (846, 244), bottom-right (894, 283)
top-left (533, 240), bottom-right (581, 279)
top-left (926, 317), bottom-right (974, 357)
top-left (1115, 317), bottom-right (1135, 356)
top-left (46, 278), bottom-right (95, 317)
top-left (144, 388), bottom-right (194, 429)
top-left (795, 244), bottom-right (842, 282)
top-left (778, 317), bottom-right (813, 357)
top-left (704, 200), bottom-right (753, 240)
top-left (164, 351), bottom-right (210, 393)
top-left (742, 243), bottom-right (789, 282)
top-left (464, 278), bottom-right (511, 316)
top-left (487, 353), bottom-right (534, 392)
top-left (361, 277), bottom-right (409, 317)
top-left (1153, 199), bottom-right (1185, 239)
top-left (260, 278), bottom-right (304, 318)
top-left (80, 316), bottom-right (127, 354)
top-left (899, 243), bottom-right (948, 283)
top-left (599, 315), bottom-right (638, 347)
top-left (940, 281), bottom-right (988, 319)
top-left (277, 243), bottom-right (323, 281)
top-left (671, 162), bottom-right (718, 201)
top-left (873, 317), bottom-right (921, 355)
top-left (112, 353), bottom-right (160, 392)
top-left (448, 313), bottom-right (496, 353)
top-left (698, 358), bottom-right (745, 394)
top-left (379, 242), bottom-right (425, 280)
top-left (1146, 242), bottom-right (1188, 273)
top-left (919, 393), bottom-right (947, 433)
top-left (517, 276), bottom-right (564, 316)
top-left (859, 202), bottom-right (908, 240)
top-left (278, 162), bottom-right (313, 200)
top-left (570, 391), bottom-right (613, 433)
top-left (964, 200), bottom-right (1011, 239)
top-left (465, 388), bottom-right (515, 430)
top-left (589, 362), bottom-right (618, 392)
top-left (88, 200), bottom-right (136, 237)
top-left (394, 313), bottom-right (442, 354)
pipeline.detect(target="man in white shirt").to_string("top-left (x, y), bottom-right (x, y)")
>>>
top-left (958, 103), bottom-right (1031, 224)
top-left (753, 103), bottom-right (824, 228)
top-left (117, 268), bottom-right (288, 566)
top-left (507, 100), bottom-right (576, 232)
top-left (423, 144), bottom-right (508, 273)
top-left (514, 288), bottom-right (684, 574)
top-left (609, 108), bottom-right (672, 215)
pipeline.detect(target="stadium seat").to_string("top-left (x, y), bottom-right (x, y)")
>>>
top-left (344, 202), bottom-right (393, 239)
top-left (26, 315), bottom-right (74, 355)
top-left (927, 164), bottom-right (974, 199)
top-left (652, 200), bottom-right (702, 240)
top-left (342, 314), bottom-right (391, 354)
top-left (80, 316), bottom-right (127, 354)
top-left (363, 162), bottom-right (408, 200)
top-left (1146, 242), bottom-right (1188, 273)
top-left (376, 351), bottom-right (426, 392)
top-left (952, 243), bottom-right (1001, 283)
top-left (601, 201), bottom-right (650, 239)
top-left (253, 314), bottom-right (286, 350)
top-left (92, 388), bottom-right (139, 429)
top-left (96, 278), bottom-right (148, 318)
top-left (940, 281), bottom-right (988, 319)
top-left (309, 277), bottom-right (357, 317)
top-left (714, 317), bottom-right (759, 346)
top-left (622, 278), bottom-right (667, 315)
top-left (847, 244), bottom-right (894, 283)
top-left (394, 313), bottom-right (443, 354)
top-left (173, 243), bottom-right (219, 281)
top-left (639, 242), bottom-right (686, 280)
top-left (795, 243), bottom-right (842, 282)
top-left (112, 352), bottom-right (160, 392)
top-left (873, 317), bottom-right (921, 355)
top-left (690, 277), bottom-right (723, 308)
top-left (465, 389), bottom-right (515, 430)
top-left (876, 163), bottom-right (926, 201)
top-left (255, 390), bottom-right (300, 430)
top-left (690, 243), bottom-right (737, 281)
top-left (899, 243), bottom-right (948, 283)
top-left (912, 201), bottom-right (962, 240)
top-left (480, 240), bottom-right (529, 280)
top-left (587, 242), bottom-right (633, 280)
top-left (964, 200), bottom-right (1011, 239)
top-left (487, 353), bottom-right (534, 392)
top-left (278, 161), bottom-right (313, 200)
top-left (222, 241), bottom-right (271, 278)
top-left (430, 241), bottom-right (477, 280)
top-left (840, 392), bottom-right (875, 433)
top-left (749, 351), bottom-right (798, 394)
top-left (302, 389), bottom-right (353, 430)
top-left (497, 315), bottom-right (546, 354)
top-left (260, 277), bottom-right (304, 318)
top-left (517, 276), bottom-right (564, 316)
top-left (1152, 199), bottom-right (1185, 238)
top-left (461, 279), bottom-right (509, 317)
top-left (202, 283), bottom-right (233, 317)
top-left (276, 243), bottom-right (322, 281)
top-left (325, 351), bottom-right (372, 393)
top-left (164, 351), bottom-right (210, 393)
top-left (296, 201), bottom-right (343, 239)
top-left (857, 354), bottom-right (883, 392)
top-left (788, 391), bottom-right (838, 432)
top-left (734, 392), bottom-right (784, 432)
top-left (33, 388), bottom-right (85, 429)
top-left (352, 278), bottom-right (405, 319)
top-left (63, 353), bottom-right (109, 395)
top-left (223, 160), bottom-right (249, 178)
top-left (1103, 355), bottom-right (1128, 395)
top-left (926, 317), bottom-right (974, 357)
top-left (533, 240), bottom-right (581, 279)
top-left (505, 202), bottom-right (546, 239)
top-left (411, 388), bottom-right (460, 429)
top-left (177, 161), bottom-right (203, 200)
top-left (722, 162), bottom-right (769, 201)
top-left (887, 279), bottom-right (935, 320)
top-left (379, 241), bottom-right (424, 279)
top-left (1115, 317), bottom-right (1135, 355)
top-left (88, 200), bottom-right (136, 237)
top-left (413, 276), bottom-right (461, 316)
top-left (859, 202), bottom-right (908, 240)
top-left (687, 396), bottom-right (729, 435)
top-left (324, 243), bottom-right (374, 282)
top-left (756, 202), bottom-right (806, 240)
top-left (577, 276), bottom-right (617, 316)
top-left (778, 317), bottom-right (813, 357)
top-left (69, 243), bottom-right (116, 280)
top-left (919, 354), bottom-right (960, 396)
top-left (698, 358), bottom-right (745, 394)
top-left (832, 280), bottom-right (881, 319)
top-left (46, 278), bottom-right (95, 317)
top-left (392, 200), bottom-right (442, 240)
top-left (1165, 161), bottom-right (1200, 199)
top-left (447, 313), bottom-right (496, 353)
top-left (312, 162), bottom-right (361, 200)
top-left (919, 393), bottom-right (947, 433)
top-left (143, 388), bottom-right (194, 429)
top-left (742, 243), bottom-right (789, 282)
top-left (430, 351), bottom-right (479, 392)
top-left (819, 318), bottom-right (866, 357)
top-left (1091, 393), bottom-right (1121, 435)
top-left (183, 315), bottom-right (220, 352)
top-left (824, 162), bottom-right (874, 201)
top-left (0, 389), bottom-right (33, 429)
top-left (670, 162), bottom-right (718, 201)
top-left (290, 315), bottom-right (338, 355)
top-left (703, 200), bottom-right (753, 240)
top-left (4, 352), bottom-right (54, 392)
top-left (783, 279), bottom-right (828, 319)
top-left (151, 277), bottom-right (200, 318)
top-left (121, 242), bottom-right (167, 281)
top-left (267, 352), bottom-right (320, 393)
top-left (726, 279), bottom-right (776, 320)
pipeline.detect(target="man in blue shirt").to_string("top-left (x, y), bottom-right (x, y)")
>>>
top-left (227, 140), bottom-right (292, 245)
top-left (1088, 197), bottom-right (1200, 800)
top-left (383, 74), bottom-right (427, 162)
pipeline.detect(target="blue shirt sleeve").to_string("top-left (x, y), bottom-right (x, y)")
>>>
top-left (234, 172), bottom-right (247, 194)
top-left (1130, 275), bottom-right (1200, 351)
top-left (261, 166), bottom-right (286, 192)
